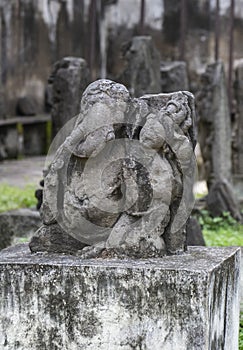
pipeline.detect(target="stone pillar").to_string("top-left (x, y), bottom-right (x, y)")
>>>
top-left (49, 57), bottom-right (90, 138)
top-left (0, 245), bottom-right (240, 350)
top-left (118, 36), bottom-right (161, 97)
top-left (233, 61), bottom-right (243, 203)
top-left (196, 62), bottom-right (232, 187)
top-left (160, 61), bottom-right (189, 92)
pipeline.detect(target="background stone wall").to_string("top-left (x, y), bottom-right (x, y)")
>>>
top-left (1, 0), bottom-right (243, 116)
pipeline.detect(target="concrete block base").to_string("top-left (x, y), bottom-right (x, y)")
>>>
top-left (0, 245), bottom-right (240, 350)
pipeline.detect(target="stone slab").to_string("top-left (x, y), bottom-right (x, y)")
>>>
top-left (0, 245), bottom-right (240, 350)
top-left (0, 115), bottom-right (50, 126)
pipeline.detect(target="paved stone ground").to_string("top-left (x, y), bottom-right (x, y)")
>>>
top-left (0, 156), bottom-right (46, 188)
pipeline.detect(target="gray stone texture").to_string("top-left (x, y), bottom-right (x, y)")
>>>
top-left (22, 121), bottom-right (47, 156)
top-left (196, 62), bottom-right (232, 188)
top-left (0, 124), bottom-right (19, 159)
top-left (0, 209), bottom-right (41, 250)
top-left (233, 60), bottom-right (243, 175)
top-left (16, 96), bottom-right (38, 116)
top-left (0, 115), bottom-right (51, 159)
top-left (0, 245), bottom-right (240, 350)
top-left (3, 0), bottom-right (243, 116)
top-left (233, 61), bottom-right (243, 203)
top-left (30, 79), bottom-right (196, 258)
top-left (160, 61), bottom-right (189, 93)
top-left (186, 216), bottom-right (205, 246)
top-left (118, 36), bottom-right (161, 97)
top-left (50, 57), bottom-right (90, 137)
top-left (206, 180), bottom-right (242, 221)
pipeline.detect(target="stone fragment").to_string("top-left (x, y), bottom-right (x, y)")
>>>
top-left (186, 216), bottom-right (205, 246)
top-left (206, 180), bottom-right (242, 221)
top-left (0, 209), bottom-right (41, 250)
top-left (118, 36), bottom-right (161, 97)
top-left (0, 245), bottom-right (240, 350)
top-left (30, 79), bottom-right (196, 258)
top-left (49, 57), bottom-right (90, 137)
top-left (232, 61), bottom-right (243, 203)
top-left (29, 224), bottom-right (86, 254)
top-left (16, 96), bottom-right (38, 116)
top-left (160, 61), bottom-right (189, 92)
top-left (196, 62), bottom-right (232, 188)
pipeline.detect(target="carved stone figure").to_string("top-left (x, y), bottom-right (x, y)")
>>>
top-left (30, 79), bottom-right (196, 258)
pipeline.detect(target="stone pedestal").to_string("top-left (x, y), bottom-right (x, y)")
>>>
top-left (0, 245), bottom-right (240, 350)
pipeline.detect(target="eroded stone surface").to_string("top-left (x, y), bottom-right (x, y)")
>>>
top-left (196, 62), bottom-right (232, 188)
top-left (49, 56), bottom-right (90, 137)
top-left (0, 245), bottom-right (240, 350)
top-left (0, 209), bottom-right (41, 250)
top-left (233, 61), bottom-right (243, 203)
top-left (30, 79), bottom-right (196, 257)
top-left (160, 61), bottom-right (189, 93)
top-left (118, 36), bottom-right (161, 97)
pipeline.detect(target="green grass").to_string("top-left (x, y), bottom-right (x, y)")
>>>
top-left (240, 312), bottom-right (243, 350)
top-left (0, 183), bottom-right (37, 213)
top-left (199, 210), bottom-right (243, 247)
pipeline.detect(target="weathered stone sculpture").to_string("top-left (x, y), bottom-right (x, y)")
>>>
top-left (49, 56), bottom-right (90, 137)
top-left (118, 36), bottom-right (161, 97)
top-left (30, 79), bottom-right (196, 258)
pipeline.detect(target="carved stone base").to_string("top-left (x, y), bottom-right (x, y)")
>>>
top-left (0, 245), bottom-right (240, 350)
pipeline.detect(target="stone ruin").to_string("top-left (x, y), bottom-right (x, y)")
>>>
top-left (49, 56), bottom-right (90, 137)
top-left (160, 61), bottom-right (189, 93)
top-left (117, 36), bottom-right (190, 97)
top-left (118, 36), bottom-right (161, 97)
top-left (196, 61), bottom-right (232, 187)
top-left (196, 61), bottom-right (242, 221)
top-left (30, 79), bottom-right (196, 258)
top-left (0, 80), bottom-right (240, 350)
top-left (233, 60), bottom-right (243, 204)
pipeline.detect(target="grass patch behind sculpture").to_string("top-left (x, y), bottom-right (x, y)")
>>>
top-left (0, 184), bottom-right (37, 213)
top-left (199, 210), bottom-right (243, 247)
top-left (240, 312), bottom-right (243, 350)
